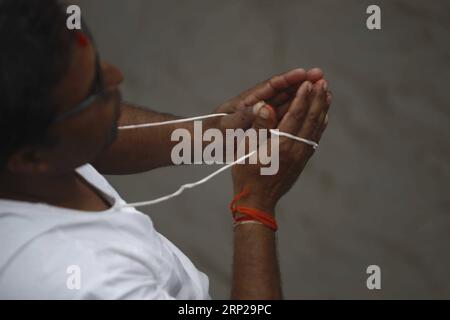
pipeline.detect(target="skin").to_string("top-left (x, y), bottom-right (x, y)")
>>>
top-left (0, 37), bottom-right (124, 210)
top-left (0, 32), bottom-right (331, 298)
top-left (231, 81), bottom-right (331, 299)
top-left (93, 68), bottom-right (326, 174)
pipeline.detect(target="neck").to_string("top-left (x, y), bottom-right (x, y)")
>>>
top-left (0, 170), bottom-right (81, 206)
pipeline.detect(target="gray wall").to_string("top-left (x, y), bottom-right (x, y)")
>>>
top-left (74, 0), bottom-right (450, 299)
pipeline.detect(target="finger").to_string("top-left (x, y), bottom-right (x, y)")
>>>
top-left (277, 81), bottom-right (313, 135)
top-left (241, 68), bottom-right (307, 108)
top-left (298, 80), bottom-right (329, 140)
top-left (276, 85), bottom-right (331, 122)
top-left (306, 68), bottom-right (324, 83)
top-left (315, 91), bottom-right (332, 130)
top-left (239, 102), bottom-right (277, 161)
top-left (310, 88), bottom-right (332, 145)
top-left (315, 91), bottom-right (332, 141)
top-left (313, 112), bottom-right (328, 141)
top-left (266, 91), bottom-right (291, 108)
top-left (313, 113), bottom-right (329, 144)
top-left (272, 69), bottom-right (326, 117)
top-left (276, 101), bottom-right (290, 121)
top-left (252, 102), bottom-right (277, 131)
top-left (219, 102), bottom-right (254, 130)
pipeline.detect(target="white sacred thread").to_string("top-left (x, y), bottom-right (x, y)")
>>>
top-left (118, 113), bottom-right (229, 130)
top-left (118, 113), bottom-right (319, 149)
top-left (271, 131), bottom-right (319, 149)
top-left (117, 111), bottom-right (318, 209)
top-left (120, 151), bottom-right (256, 208)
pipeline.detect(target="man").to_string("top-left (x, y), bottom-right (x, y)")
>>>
top-left (0, 0), bottom-right (331, 299)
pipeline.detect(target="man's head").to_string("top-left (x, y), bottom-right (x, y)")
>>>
top-left (0, 0), bottom-right (123, 176)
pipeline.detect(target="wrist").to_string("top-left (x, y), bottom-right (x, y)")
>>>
top-left (230, 188), bottom-right (278, 232)
top-left (203, 114), bottom-right (224, 133)
top-left (233, 193), bottom-right (277, 216)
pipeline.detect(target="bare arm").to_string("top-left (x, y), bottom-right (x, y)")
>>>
top-left (92, 102), bottom-right (196, 174)
top-left (232, 216), bottom-right (282, 299)
top-left (92, 68), bottom-right (324, 175)
top-left (230, 79), bottom-right (331, 299)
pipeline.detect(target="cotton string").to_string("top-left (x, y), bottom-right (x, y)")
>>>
top-left (117, 112), bottom-right (318, 209)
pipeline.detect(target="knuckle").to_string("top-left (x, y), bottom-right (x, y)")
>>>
top-left (307, 110), bottom-right (320, 122)
top-left (279, 139), bottom-right (291, 154)
top-left (268, 76), bottom-right (282, 91)
top-left (270, 75), bottom-right (281, 84)
top-left (291, 108), bottom-right (306, 122)
top-left (316, 86), bottom-right (326, 97)
top-left (312, 123), bottom-right (321, 134)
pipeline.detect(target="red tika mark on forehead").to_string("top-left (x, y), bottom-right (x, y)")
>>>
top-left (75, 32), bottom-right (89, 47)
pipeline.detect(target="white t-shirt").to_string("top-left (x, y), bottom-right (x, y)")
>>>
top-left (0, 164), bottom-right (210, 300)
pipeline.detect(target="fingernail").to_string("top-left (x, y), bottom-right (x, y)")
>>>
top-left (323, 81), bottom-right (328, 91)
top-left (259, 106), bottom-right (270, 119)
top-left (253, 101), bottom-right (265, 115)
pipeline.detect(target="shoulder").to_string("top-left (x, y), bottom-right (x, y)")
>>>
top-left (0, 227), bottom-right (177, 299)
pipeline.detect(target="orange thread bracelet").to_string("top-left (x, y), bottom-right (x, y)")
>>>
top-left (230, 188), bottom-right (278, 232)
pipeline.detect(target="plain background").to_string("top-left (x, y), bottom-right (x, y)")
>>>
top-left (73, 0), bottom-right (450, 299)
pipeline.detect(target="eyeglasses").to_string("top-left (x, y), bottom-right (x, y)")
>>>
top-left (53, 20), bottom-right (107, 123)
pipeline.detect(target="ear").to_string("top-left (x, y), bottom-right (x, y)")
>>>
top-left (7, 146), bottom-right (50, 174)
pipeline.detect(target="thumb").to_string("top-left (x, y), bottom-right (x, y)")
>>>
top-left (252, 101), bottom-right (277, 131)
top-left (219, 103), bottom-right (254, 130)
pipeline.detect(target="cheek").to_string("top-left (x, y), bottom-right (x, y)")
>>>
top-left (42, 131), bottom-right (99, 172)
top-left (49, 96), bottom-right (120, 166)
top-left (61, 127), bottom-right (102, 157)
top-left (56, 108), bottom-right (111, 156)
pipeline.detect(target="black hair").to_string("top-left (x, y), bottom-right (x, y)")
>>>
top-left (0, 0), bottom-right (74, 169)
